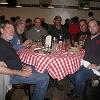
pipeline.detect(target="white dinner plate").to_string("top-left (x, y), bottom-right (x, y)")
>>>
top-left (33, 48), bottom-right (41, 51)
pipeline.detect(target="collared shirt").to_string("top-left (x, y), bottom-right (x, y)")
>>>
top-left (28, 26), bottom-right (47, 42)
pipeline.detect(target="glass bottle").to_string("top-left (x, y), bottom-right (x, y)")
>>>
top-left (58, 35), bottom-right (63, 50)
top-left (63, 40), bottom-right (67, 51)
top-left (52, 37), bottom-right (58, 52)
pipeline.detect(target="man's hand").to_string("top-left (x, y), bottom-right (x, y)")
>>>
top-left (0, 61), bottom-right (7, 67)
top-left (23, 40), bottom-right (32, 47)
top-left (21, 65), bottom-right (32, 77)
top-left (88, 64), bottom-right (97, 69)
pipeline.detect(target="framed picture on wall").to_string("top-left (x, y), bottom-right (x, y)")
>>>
top-left (78, 0), bottom-right (90, 9)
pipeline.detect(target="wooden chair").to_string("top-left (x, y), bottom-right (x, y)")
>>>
top-left (5, 84), bottom-right (33, 100)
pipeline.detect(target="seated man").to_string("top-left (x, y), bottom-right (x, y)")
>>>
top-left (0, 60), bottom-right (32, 100)
top-left (0, 22), bottom-right (49, 100)
top-left (48, 16), bottom-right (71, 43)
top-left (0, 60), bottom-right (32, 76)
top-left (68, 19), bottom-right (100, 99)
top-left (27, 17), bottom-right (47, 42)
top-left (10, 20), bottom-right (32, 51)
top-left (74, 19), bottom-right (91, 46)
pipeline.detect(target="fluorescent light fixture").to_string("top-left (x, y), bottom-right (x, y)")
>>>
top-left (0, 0), bottom-right (8, 4)
top-left (82, 7), bottom-right (89, 10)
top-left (16, 5), bottom-right (22, 8)
top-left (48, 5), bottom-right (54, 9)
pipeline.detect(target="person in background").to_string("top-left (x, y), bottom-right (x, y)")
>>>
top-left (41, 18), bottom-right (48, 30)
top-left (74, 19), bottom-right (91, 46)
top-left (87, 12), bottom-right (94, 22)
top-left (25, 18), bottom-right (33, 31)
top-left (27, 17), bottom-right (47, 42)
top-left (10, 17), bottom-right (16, 26)
top-left (16, 16), bottom-right (20, 21)
top-left (64, 18), bottom-right (70, 29)
top-left (0, 22), bottom-right (49, 100)
top-left (25, 18), bottom-right (33, 39)
top-left (67, 19), bottom-right (100, 100)
top-left (68, 16), bottom-right (80, 44)
top-left (48, 16), bottom-right (71, 43)
top-left (10, 20), bottom-right (32, 51)
top-left (0, 15), bottom-right (5, 23)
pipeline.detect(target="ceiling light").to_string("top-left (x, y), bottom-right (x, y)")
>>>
top-left (16, 5), bottom-right (22, 8)
top-left (48, 5), bottom-right (54, 9)
top-left (0, 0), bottom-right (8, 4)
top-left (82, 7), bottom-right (89, 10)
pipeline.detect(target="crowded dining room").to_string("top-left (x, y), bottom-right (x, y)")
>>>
top-left (0, 0), bottom-right (100, 100)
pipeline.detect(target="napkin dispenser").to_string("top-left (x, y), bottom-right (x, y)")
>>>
top-left (45, 35), bottom-right (52, 48)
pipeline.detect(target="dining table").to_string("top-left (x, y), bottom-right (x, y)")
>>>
top-left (17, 47), bottom-right (85, 81)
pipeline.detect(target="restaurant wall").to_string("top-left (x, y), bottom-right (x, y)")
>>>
top-left (0, 7), bottom-right (100, 24)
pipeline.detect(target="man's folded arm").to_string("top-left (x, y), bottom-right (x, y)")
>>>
top-left (0, 62), bottom-right (32, 77)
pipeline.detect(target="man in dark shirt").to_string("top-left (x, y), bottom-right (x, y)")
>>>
top-left (75, 19), bottom-right (91, 46)
top-left (10, 20), bottom-right (32, 51)
top-left (0, 37), bottom-right (22, 70)
top-left (0, 22), bottom-right (49, 100)
top-left (48, 16), bottom-right (71, 42)
top-left (67, 19), bottom-right (100, 99)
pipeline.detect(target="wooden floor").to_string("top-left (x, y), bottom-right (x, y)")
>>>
top-left (11, 77), bottom-right (100, 100)
top-left (11, 78), bottom-right (73, 100)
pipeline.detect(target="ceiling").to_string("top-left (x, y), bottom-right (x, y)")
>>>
top-left (0, 0), bottom-right (100, 10)
top-left (17, 0), bottom-right (100, 4)
top-left (18, 0), bottom-right (100, 10)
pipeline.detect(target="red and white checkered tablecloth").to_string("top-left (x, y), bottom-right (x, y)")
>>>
top-left (18, 48), bottom-right (85, 80)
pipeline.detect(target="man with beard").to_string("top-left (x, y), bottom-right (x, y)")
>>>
top-left (0, 22), bottom-right (49, 100)
top-left (75, 19), bottom-right (91, 46)
top-left (10, 20), bottom-right (32, 51)
top-left (67, 19), bottom-right (100, 100)
top-left (48, 16), bottom-right (71, 42)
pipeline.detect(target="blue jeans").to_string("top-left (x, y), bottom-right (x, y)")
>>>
top-left (68, 65), bottom-right (94, 96)
top-left (10, 66), bottom-right (49, 100)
